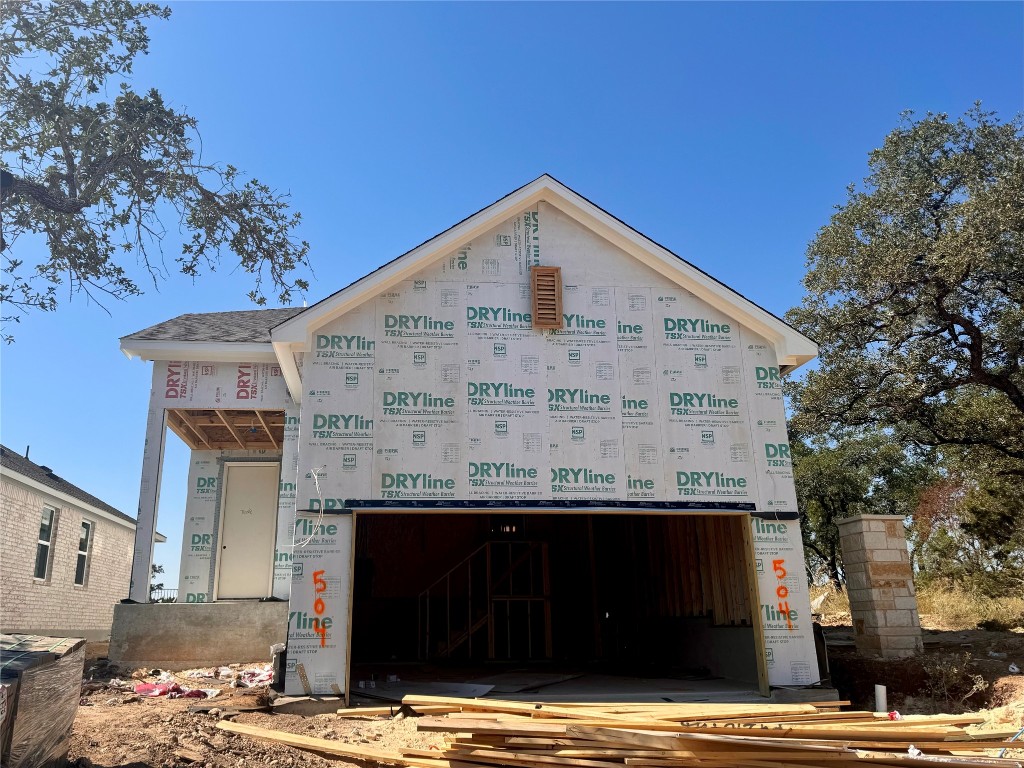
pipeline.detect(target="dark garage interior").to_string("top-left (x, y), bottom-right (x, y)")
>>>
top-left (350, 512), bottom-right (760, 686)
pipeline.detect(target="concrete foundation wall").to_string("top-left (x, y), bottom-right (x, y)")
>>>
top-left (109, 601), bottom-right (288, 669)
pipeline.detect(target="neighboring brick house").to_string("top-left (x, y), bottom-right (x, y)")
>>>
top-left (0, 444), bottom-right (164, 640)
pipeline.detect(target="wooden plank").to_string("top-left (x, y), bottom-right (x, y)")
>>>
top-left (409, 747), bottom-right (625, 768)
top-left (416, 718), bottom-right (570, 737)
top-left (684, 516), bottom-right (701, 616)
top-left (565, 725), bottom-right (850, 753)
top-left (185, 412), bottom-right (285, 427)
top-left (255, 410), bottom-right (279, 449)
top-left (217, 719), bottom-right (450, 767)
top-left (724, 517), bottom-right (745, 624)
top-left (404, 696), bottom-right (646, 723)
top-left (215, 409), bottom-right (248, 449)
top-left (408, 700), bottom-right (1016, 768)
top-left (523, 702), bottom-right (821, 717)
top-left (741, 514), bottom-right (772, 696)
top-left (336, 704), bottom-right (462, 717)
top-left (167, 409), bottom-right (212, 450)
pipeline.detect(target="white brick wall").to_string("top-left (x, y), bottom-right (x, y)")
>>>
top-left (1, 478), bottom-right (134, 639)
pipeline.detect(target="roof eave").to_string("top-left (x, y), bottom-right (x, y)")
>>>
top-left (119, 339), bottom-right (279, 363)
top-left (273, 341), bottom-right (303, 405)
top-left (0, 466), bottom-right (137, 531)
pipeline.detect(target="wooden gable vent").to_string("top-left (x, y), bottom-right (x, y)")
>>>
top-left (530, 266), bottom-right (563, 330)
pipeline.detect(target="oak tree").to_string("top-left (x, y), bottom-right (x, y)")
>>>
top-left (787, 106), bottom-right (1024, 472)
top-left (1, 0), bottom-right (310, 335)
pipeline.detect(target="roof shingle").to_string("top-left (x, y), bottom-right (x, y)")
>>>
top-left (121, 307), bottom-right (306, 344)
top-left (0, 444), bottom-right (136, 526)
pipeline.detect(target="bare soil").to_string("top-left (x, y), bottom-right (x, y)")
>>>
top-left (70, 632), bottom-right (1024, 768)
top-left (72, 676), bottom-right (443, 768)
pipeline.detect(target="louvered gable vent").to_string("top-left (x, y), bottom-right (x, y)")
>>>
top-left (530, 266), bottom-right (563, 330)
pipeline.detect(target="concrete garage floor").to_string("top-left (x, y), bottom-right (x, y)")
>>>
top-left (349, 667), bottom-right (838, 705)
top-left (496, 672), bottom-right (770, 703)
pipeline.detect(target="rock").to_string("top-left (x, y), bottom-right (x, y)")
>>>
top-left (173, 747), bottom-right (205, 763)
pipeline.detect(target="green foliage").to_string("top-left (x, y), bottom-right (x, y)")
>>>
top-left (792, 429), bottom-right (928, 588)
top-left (787, 106), bottom-right (1023, 466)
top-left (148, 562), bottom-right (164, 598)
top-left (1, 0), bottom-right (310, 336)
top-left (910, 472), bottom-right (1024, 597)
top-left (787, 106), bottom-right (1024, 593)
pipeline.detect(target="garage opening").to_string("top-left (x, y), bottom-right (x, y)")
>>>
top-left (350, 512), bottom-right (761, 690)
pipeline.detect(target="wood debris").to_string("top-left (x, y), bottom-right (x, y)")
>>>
top-left (217, 694), bottom-right (1024, 767)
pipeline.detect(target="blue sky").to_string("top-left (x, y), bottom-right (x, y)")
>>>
top-left (2, 1), bottom-right (1021, 589)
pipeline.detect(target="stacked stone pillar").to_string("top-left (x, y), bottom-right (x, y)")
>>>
top-left (837, 513), bottom-right (923, 658)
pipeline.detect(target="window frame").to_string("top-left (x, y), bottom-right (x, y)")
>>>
top-left (34, 505), bottom-right (57, 581)
top-left (74, 519), bottom-right (94, 587)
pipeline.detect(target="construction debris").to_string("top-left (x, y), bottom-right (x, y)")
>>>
top-left (217, 694), bottom-right (1024, 767)
top-left (133, 682), bottom-right (218, 699)
top-left (180, 663), bottom-right (274, 687)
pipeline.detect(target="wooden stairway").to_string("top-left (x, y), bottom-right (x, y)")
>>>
top-left (417, 540), bottom-right (552, 661)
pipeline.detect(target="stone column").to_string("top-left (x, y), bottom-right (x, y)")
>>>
top-left (837, 513), bottom-right (923, 658)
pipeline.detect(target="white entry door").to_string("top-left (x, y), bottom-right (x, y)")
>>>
top-left (216, 462), bottom-right (279, 599)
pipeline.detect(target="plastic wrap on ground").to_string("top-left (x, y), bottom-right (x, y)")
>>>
top-left (3, 645), bottom-right (84, 768)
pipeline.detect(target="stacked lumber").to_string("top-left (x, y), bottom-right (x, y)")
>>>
top-left (217, 694), bottom-right (1024, 768)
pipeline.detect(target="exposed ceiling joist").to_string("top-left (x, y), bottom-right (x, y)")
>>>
top-left (164, 409), bottom-right (285, 453)
top-left (216, 410), bottom-right (248, 449)
top-left (255, 411), bottom-right (278, 449)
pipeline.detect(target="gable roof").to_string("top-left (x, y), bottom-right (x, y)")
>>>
top-left (270, 175), bottom-right (817, 374)
top-left (0, 444), bottom-right (137, 528)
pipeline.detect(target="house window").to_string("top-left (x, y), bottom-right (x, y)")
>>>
top-left (34, 506), bottom-right (57, 580)
top-left (75, 520), bottom-right (93, 587)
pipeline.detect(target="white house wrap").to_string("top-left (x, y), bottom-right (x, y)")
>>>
top-left (121, 176), bottom-right (821, 697)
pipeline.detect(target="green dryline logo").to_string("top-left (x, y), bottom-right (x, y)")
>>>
top-left (663, 318), bottom-right (732, 340)
top-left (468, 381), bottom-right (536, 406)
top-left (311, 413), bottom-right (374, 438)
top-left (467, 306), bottom-right (532, 328)
top-left (551, 467), bottom-right (616, 494)
top-left (676, 471), bottom-right (748, 497)
top-left (669, 392), bottom-right (740, 416)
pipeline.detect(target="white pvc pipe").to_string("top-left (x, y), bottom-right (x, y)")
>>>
top-left (875, 684), bottom-right (888, 713)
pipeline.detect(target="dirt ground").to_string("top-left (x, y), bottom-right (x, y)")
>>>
top-left (72, 665), bottom-right (443, 768)
top-left (69, 630), bottom-right (1024, 768)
